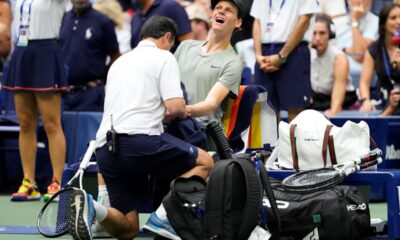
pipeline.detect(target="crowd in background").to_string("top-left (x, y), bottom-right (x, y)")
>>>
top-left (0, 0), bottom-right (400, 202)
top-left (0, 0), bottom-right (399, 117)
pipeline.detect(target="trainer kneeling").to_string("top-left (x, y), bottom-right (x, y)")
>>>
top-left (67, 16), bottom-right (213, 240)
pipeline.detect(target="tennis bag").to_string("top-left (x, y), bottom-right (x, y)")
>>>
top-left (163, 157), bottom-right (263, 240)
top-left (263, 183), bottom-right (371, 240)
top-left (269, 109), bottom-right (372, 170)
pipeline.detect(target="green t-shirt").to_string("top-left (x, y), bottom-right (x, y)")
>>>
top-left (175, 40), bottom-right (242, 124)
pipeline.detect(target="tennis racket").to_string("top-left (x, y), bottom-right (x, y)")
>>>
top-left (281, 148), bottom-right (382, 193)
top-left (37, 140), bottom-right (96, 238)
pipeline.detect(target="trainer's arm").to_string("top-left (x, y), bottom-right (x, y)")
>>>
top-left (330, 53), bottom-right (349, 116)
top-left (164, 97), bottom-right (187, 124)
top-left (186, 82), bottom-right (230, 117)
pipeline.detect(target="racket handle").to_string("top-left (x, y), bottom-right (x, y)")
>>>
top-left (358, 157), bottom-right (382, 171)
top-left (361, 148), bottom-right (382, 163)
top-left (79, 141), bottom-right (96, 170)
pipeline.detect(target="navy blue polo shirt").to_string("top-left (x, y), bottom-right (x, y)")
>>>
top-left (60, 6), bottom-right (119, 85)
top-left (130, 0), bottom-right (192, 51)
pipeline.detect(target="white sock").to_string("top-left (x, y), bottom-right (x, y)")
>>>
top-left (155, 204), bottom-right (167, 219)
top-left (98, 185), bottom-right (107, 192)
top-left (97, 185), bottom-right (110, 208)
top-left (93, 200), bottom-right (108, 222)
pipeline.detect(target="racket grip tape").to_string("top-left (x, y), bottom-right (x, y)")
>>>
top-left (361, 148), bottom-right (382, 163)
top-left (358, 157), bottom-right (382, 170)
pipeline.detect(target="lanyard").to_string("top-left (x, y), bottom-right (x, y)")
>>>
top-left (19, 0), bottom-right (33, 26)
top-left (269, 0), bottom-right (286, 19)
top-left (266, 0), bottom-right (285, 53)
top-left (382, 45), bottom-right (396, 85)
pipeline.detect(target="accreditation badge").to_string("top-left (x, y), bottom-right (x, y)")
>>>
top-left (17, 25), bottom-right (29, 47)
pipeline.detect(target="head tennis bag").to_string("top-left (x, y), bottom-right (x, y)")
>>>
top-left (264, 183), bottom-right (370, 240)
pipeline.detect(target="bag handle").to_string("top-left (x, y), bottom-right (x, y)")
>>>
top-left (290, 124), bottom-right (299, 171)
top-left (323, 125), bottom-right (337, 166)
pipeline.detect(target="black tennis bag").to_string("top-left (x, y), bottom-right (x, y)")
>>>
top-left (263, 183), bottom-right (371, 240)
top-left (163, 157), bottom-right (263, 240)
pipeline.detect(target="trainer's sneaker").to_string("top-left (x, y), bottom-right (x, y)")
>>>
top-left (142, 212), bottom-right (181, 240)
top-left (10, 178), bottom-right (41, 201)
top-left (68, 188), bottom-right (95, 240)
top-left (43, 180), bottom-right (61, 202)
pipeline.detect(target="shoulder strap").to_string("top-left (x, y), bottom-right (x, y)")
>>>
top-left (290, 124), bottom-right (299, 171)
top-left (259, 159), bottom-right (281, 239)
top-left (324, 125), bottom-right (337, 166)
top-left (322, 125), bottom-right (333, 167)
top-left (204, 160), bottom-right (232, 239)
top-left (233, 159), bottom-right (262, 240)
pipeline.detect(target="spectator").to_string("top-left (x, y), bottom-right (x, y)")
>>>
top-left (60, 0), bottom-right (120, 112)
top-left (359, 3), bottom-right (400, 115)
top-left (176, 0), bottom-right (243, 126)
top-left (2, 0), bottom-right (68, 202)
top-left (0, 0), bottom-right (11, 26)
top-left (251, 0), bottom-right (319, 122)
top-left (332, 0), bottom-right (379, 86)
top-left (310, 14), bottom-right (357, 116)
top-left (93, 0), bottom-right (132, 54)
top-left (194, 0), bottom-right (213, 17)
top-left (319, 0), bottom-right (347, 19)
top-left (67, 16), bottom-right (213, 240)
top-left (0, 22), bottom-right (10, 72)
top-left (185, 3), bottom-right (210, 40)
top-left (130, 0), bottom-right (194, 52)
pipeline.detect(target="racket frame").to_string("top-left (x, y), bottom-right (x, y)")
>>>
top-left (36, 141), bottom-right (96, 237)
top-left (281, 149), bottom-right (382, 193)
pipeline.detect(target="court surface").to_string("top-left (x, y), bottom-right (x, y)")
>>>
top-left (0, 195), bottom-right (388, 239)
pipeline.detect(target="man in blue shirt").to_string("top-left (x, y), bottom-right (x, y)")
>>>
top-left (130, 0), bottom-right (193, 52)
top-left (60, 0), bottom-right (120, 112)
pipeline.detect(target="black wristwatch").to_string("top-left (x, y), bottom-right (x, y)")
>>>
top-left (278, 53), bottom-right (287, 64)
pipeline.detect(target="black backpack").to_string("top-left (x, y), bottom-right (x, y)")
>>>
top-left (163, 156), bottom-right (266, 240)
top-left (203, 157), bottom-right (263, 240)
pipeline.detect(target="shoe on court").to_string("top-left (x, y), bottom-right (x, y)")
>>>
top-left (68, 188), bottom-right (95, 240)
top-left (142, 212), bottom-right (181, 240)
top-left (10, 178), bottom-right (41, 201)
top-left (43, 180), bottom-right (61, 202)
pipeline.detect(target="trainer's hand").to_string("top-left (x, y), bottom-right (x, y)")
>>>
top-left (163, 109), bottom-right (174, 124)
top-left (185, 105), bottom-right (192, 118)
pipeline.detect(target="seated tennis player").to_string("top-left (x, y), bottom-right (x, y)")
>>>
top-left (67, 16), bottom-right (213, 240)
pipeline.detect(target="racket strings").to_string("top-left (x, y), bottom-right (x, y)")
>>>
top-left (284, 169), bottom-right (339, 187)
top-left (38, 188), bottom-right (75, 236)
